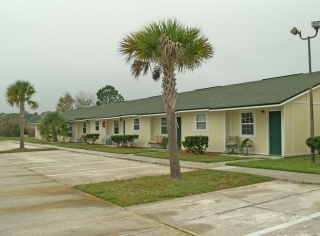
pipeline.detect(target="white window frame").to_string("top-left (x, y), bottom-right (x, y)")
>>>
top-left (133, 118), bottom-right (140, 131)
top-left (240, 111), bottom-right (256, 137)
top-left (160, 117), bottom-right (167, 135)
top-left (114, 120), bottom-right (119, 134)
top-left (95, 121), bottom-right (99, 131)
top-left (82, 122), bottom-right (86, 134)
top-left (195, 114), bottom-right (207, 131)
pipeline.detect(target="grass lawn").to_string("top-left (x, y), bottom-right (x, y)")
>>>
top-left (74, 169), bottom-right (273, 207)
top-left (0, 147), bottom-right (58, 154)
top-left (136, 151), bottom-right (249, 163)
top-left (0, 137), bottom-right (246, 162)
top-left (227, 155), bottom-right (320, 175)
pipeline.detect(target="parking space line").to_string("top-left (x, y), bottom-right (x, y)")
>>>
top-left (30, 160), bottom-right (123, 169)
top-left (245, 212), bottom-right (320, 236)
top-left (47, 165), bottom-right (158, 176)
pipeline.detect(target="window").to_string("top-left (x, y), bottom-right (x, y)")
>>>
top-left (161, 117), bottom-right (167, 134)
top-left (95, 121), bottom-right (99, 131)
top-left (241, 112), bottom-right (255, 136)
top-left (196, 114), bottom-right (207, 130)
top-left (114, 120), bottom-right (119, 134)
top-left (133, 118), bottom-right (140, 131)
top-left (83, 122), bottom-right (86, 134)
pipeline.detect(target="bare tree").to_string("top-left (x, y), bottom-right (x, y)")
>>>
top-left (74, 91), bottom-right (96, 109)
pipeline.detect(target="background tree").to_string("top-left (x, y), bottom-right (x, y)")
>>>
top-left (74, 91), bottom-right (96, 109)
top-left (96, 85), bottom-right (124, 105)
top-left (6, 80), bottom-right (39, 148)
top-left (38, 111), bottom-right (69, 142)
top-left (120, 19), bottom-right (213, 178)
top-left (56, 92), bottom-right (75, 113)
top-left (0, 117), bottom-right (20, 137)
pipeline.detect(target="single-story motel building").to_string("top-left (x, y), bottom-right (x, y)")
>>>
top-left (35, 71), bottom-right (320, 157)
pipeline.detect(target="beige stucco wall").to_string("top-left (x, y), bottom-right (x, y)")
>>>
top-left (255, 108), bottom-right (268, 154)
top-left (151, 115), bottom-right (164, 137)
top-left (284, 99), bottom-right (309, 156)
top-left (227, 108), bottom-right (270, 155)
top-left (208, 111), bottom-right (225, 152)
top-left (85, 117), bottom-right (152, 147)
top-left (313, 88), bottom-right (320, 136)
top-left (139, 117), bottom-right (150, 147)
top-left (284, 103), bottom-right (293, 156)
top-left (283, 88), bottom-right (320, 156)
top-left (121, 117), bottom-right (144, 146)
top-left (293, 103), bottom-right (308, 155)
top-left (179, 112), bottom-right (210, 137)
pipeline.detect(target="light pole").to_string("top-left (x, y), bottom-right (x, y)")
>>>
top-left (290, 21), bottom-right (320, 162)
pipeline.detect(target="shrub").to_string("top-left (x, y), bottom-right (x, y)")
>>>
top-left (162, 136), bottom-right (168, 149)
top-left (111, 135), bottom-right (139, 147)
top-left (306, 136), bottom-right (320, 153)
top-left (38, 112), bottom-right (69, 142)
top-left (84, 133), bottom-right (100, 143)
top-left (181, 136), bottom-right (209, 154)
top-left (240, 138), bottom-right (253, 154)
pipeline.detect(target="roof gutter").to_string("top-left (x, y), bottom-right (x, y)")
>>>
top-left (210, 104), bottom-right (282, 112)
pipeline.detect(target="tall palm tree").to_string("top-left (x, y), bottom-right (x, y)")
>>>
top-left (120, 19), bottom-right (214, 178)
top-left (6, 80), bottom-right (39, 148)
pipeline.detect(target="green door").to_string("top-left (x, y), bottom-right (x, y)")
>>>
top-left (269, 111), bottom-right (281, 155)
top-left (177, 117), bottom-right (182, 150)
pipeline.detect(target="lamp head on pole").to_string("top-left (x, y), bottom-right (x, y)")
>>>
top-left (290, 27), bottom-right (300, 35)
top-left (311, 21), bottom-right (320, 30)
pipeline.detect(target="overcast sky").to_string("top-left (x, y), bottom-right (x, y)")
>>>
top-left (1, 0), bottom-right (320, 113)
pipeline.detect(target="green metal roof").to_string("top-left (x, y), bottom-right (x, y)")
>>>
top-left (62, 71), bottom-right (320, 121)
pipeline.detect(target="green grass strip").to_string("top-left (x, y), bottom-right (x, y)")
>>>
top-left (227, 155), bottom-right (320, 174)
top-left (74, 169), bottom-right (273, 207)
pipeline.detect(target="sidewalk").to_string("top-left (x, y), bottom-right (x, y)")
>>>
top-left (7, 141), bottom-right (320, 185)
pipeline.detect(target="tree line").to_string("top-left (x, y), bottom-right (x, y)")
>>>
top-left (56, 85), bottom-right (124, 113)
top-left (1, 84), bottom-right (124, 140)
top-left (0, 111), bottom-right (49, 137)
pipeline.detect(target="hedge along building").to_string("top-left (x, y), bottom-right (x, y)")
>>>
top-left (35, 71), bottom-right (320, 157)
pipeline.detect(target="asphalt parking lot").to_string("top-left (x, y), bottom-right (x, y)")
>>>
top-left (2, 141), bottom-right (320, 235)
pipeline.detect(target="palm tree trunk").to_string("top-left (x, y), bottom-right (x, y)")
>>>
top-left (19, 101), bottom-right (25, 149)
top-left (166, 108), bottom-right (181, 178)
top-left (162, 66), bottom-right (181, 179)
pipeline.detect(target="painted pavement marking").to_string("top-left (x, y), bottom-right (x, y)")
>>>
top-left (245, 212), bottom-right (320, 236)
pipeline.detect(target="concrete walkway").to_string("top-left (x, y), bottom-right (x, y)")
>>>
top-left (12, 141), bottom-right (320, 185)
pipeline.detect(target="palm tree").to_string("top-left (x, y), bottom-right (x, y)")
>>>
top-left (120, 19), bottom-right (213, 178)
top-left (6, 80), bottom-right (39, 148)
